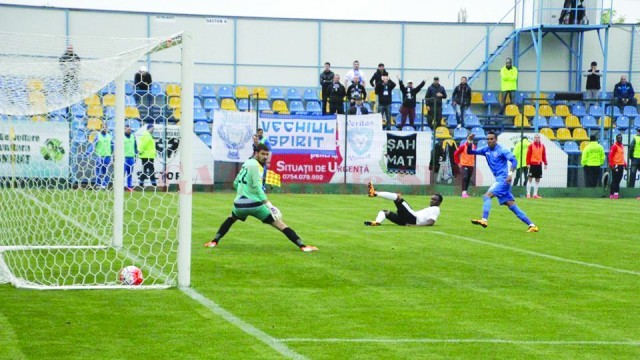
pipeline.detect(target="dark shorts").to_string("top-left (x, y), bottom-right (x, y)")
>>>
top-left (529, 164), bottom-right (543, 179)
top-left (386, 199), bottom-right (417, 226)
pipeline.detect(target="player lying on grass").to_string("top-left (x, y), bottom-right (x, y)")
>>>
top-left (364, 182), bottom-right (442, 226)
top-left (466, 131), bottom-right (539, 232)
top-left (204, 143), bottom-right (318, 252)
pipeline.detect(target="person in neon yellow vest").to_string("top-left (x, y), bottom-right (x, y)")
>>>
top-left (124, 125), bottom-right (138, 191)
top-left (138, 124), bottom-right (157, 187)
top-left (87, 127), bottom-right (113, 189)
top-left (499, 58), bottom-right (518, 115)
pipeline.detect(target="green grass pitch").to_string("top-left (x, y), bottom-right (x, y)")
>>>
top-left (1, 192), bottom-right (639, 359)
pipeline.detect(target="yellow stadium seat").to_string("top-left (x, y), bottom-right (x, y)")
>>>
top-left (27, 79), bottom-right (44, 91)
top-left (556, 128), bottom-right (572, 140)
top-left (29, 91), bottom-right (46, 104)
top-left (221, 98), bottom-right (237, 111)
top-left (166, 84), bottom-right (181, 97)
top-left (86, 118), bottom-right (103, 131)
top-left (565, 115), bottom-right (581, 128)
top-left (435, 126), bottom-right (451, 139)
top-left (368, 92), bottom-right (376, 103)
top-left (555, 104), bottom-right (570, 117)
top-left (514, 115), bottom-right (531, 128)
top-left (87, 105), bottom-right (103, 118)
top-left (538, 93), bottom-right (549, 105)
top-left (278, 110), bottom-right (290, 115)
top-left (125, 106), bottom-right (140, 118)
top-left (572, 128), bottom-right (589, 141)
top-left (31, 115), bottom-right (47, 122)
top-left (538, 104), bottom-right (554, 117)
top-left (599, 116), bottom-right (612, 129)
top-left (580, 141), bottom-right (589, 152)
top-left (88, 131), bottom-right (98, 143)
top-left (272, 100), bottom-right (288, 113)
top-left (505, 104), bottom-right (520, 116)
top-left (173, 107), bottom-right (181, 121)
top-left (84, 94), bottom-right (101, 106)
top-left (523, 105), bottom-right (536, 117)
top-left (102, 94), bottom-right (116, 107)
top-left (540, 127), bottom-right (555, 140)
top-left (168, 96), bottom-right (181, 109)
top-left (235, 86), bottom-right (249, 99)
top-left (252, 87), bottom-right (268, 100)
top-left (471, 92), bottom-right (484, 105)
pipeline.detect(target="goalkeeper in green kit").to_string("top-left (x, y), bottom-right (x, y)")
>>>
top-left (205, 143), bottom-right (318, 252)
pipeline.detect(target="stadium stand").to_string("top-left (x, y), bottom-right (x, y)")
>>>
top-left (218, 86), bottom-right (234, 99)
top-left (220, 98), bottom-right (237, 111)
top-left (269, 87), bottom-right (285, 100)
top-left (565, 115), bottom-right (581, 128)
top-left (235, 86), bottom-right (249, 99)
top-left (287, 88), bottom-right (302, 101)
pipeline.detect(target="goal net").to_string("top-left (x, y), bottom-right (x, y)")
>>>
top-left (0, 31), bottom-right (192, 289)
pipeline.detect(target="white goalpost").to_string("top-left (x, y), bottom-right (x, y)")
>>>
top-left (0, 31), bottom-right (193, 289)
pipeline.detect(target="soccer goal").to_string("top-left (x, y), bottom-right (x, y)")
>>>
top-left (0, 31), bottom-right (194, 289)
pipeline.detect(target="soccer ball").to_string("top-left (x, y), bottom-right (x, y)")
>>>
top-left (119, 265), bottom-right (143, 285)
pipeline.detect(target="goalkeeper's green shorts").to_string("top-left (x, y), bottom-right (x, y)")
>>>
top-left (232, 203), bottom-right (273, 223)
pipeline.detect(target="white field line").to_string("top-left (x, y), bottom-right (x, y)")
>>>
top-left (181, 287), bottom-right (308, 360)
top-left (431, 231), bottom-right (640, 276)
top-left (278, 338), bottom-right (640, 346)
top-left (17, 190), bottom-right (305, 359)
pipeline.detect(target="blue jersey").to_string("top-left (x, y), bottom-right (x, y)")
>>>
top-left (468, 143), bottom-right (517, 182)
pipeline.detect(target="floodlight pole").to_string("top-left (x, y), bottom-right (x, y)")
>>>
top-left (178, 32), bottom-right (194, 288)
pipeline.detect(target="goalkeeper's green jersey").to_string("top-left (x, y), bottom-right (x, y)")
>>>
top-left (234, 158), bottom-right (267, 203)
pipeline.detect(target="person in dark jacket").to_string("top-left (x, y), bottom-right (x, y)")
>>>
top-left (346, 76), bottom-right (367, 106)
top-left (583, 61), bottom-right (602, 108)
top-left (369, 63), bottom-right (388, 88)
top-left (425, 77), bottom-right (447, 129)
top-left (613, 75), bottom-right (637, 111)
top-left (348, 95), bottom-right (369, 115)
top-left (327, 74), bottom-right (346, 115)
top-left (59, 44), bottom-right (81, 96)
top-left (375, 75), bottom-right (396, 130)
top-left (134, 65), bottom-right (153, 106)
top-left (451, 76), bottom-right (471, 128)
top-left (397, 76), bottom-right (426, 130)
top-left (319, 62), bottom-right (334, 115)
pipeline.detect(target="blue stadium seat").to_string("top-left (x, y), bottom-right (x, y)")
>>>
top-left (150, 83), bottom-right (163, 96)
top-left (623, 106), bottom-right (638, 117)
top-left (100, 82), bottom-right (115, 95)
top-left (287, 88), bottom-right (302, 101)
top-left (198, 133), bottom-right (212, 148)
top-left (194, 121), bottom-right (211, 135)
top-left (571, 104), bottom-right (587, 117)
top-left (125, 82), bottom-right (135, 96)
top-left (71, 119), bottom-right (85, 131)
top-left (471, 126), bottom-right (487, 140)
top-left (363, 103), bottom-right (372, 112)
top-left (442, 103), bottom-right (455, 117)
top-left (477, 139), bottom-right (488, 148)
top-left (269, 87), bottom-right (285, 100)
top-left (402, 126), bottom-right (416, 132)
top-left (71, 104), bottom-right (86, 118)
top-left (104, 107), bottom-right (115, 119)
top-left (194, 108), bottom-right (208, 121)
top-left (532, 115), bottom-right (548, 128)
top-left (289, 100), bottom-right (306, 114)
top-left (200, 85), bottom-right (216, 99)
top-left (563, 141), bottom-right (581, 155)
top-left (258, 100), bottom-right (271, 112)
top-left (453, 127), bottom-right (469, 141)
top-left (581, 115), bottom-right (598, 130)
top-left (50, 108), bottom-right (67, 117)
top-left (303, 88), bottom-right (318, 101)
top-left (616, 116), bottom-right (630, 130)
top-left (514, 91), bottom-right (528, 105)
top-left (446, 114), bottom-right (458, 128)
top-left (126, 119), bottom-right (141, 132)
top-left (237, 99), bottom-right (250, 111)
top-left (193, 97), bottom-right (203, 109)
top-left (463, 113), bottom-right (481, 128)
top-left (203, 98), bottom-right (219, 112)
top-left (105, 119), bottom-right (115, 131)
top-left (391, 89), bottom-right (402, 103)
top-left (391, 103), bottom-right (401, 116)
top-left (482, 91), bottom-right (499, 105)
top-left (49, 115), bottom-right (66, 122)
top-left (306, 100), bottom-right (322, 115)
top-left (125, 96), bottom-right (136, 106)
top-left (548, 116), bottom-right (564, 129)
top-left (588, 105), bottom-right (603, 117)
top-left (605, 106), bottom-right (621, 117)
top-left (218, 86), bottom-right (234, 99)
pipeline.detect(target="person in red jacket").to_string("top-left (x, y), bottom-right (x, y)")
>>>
top-left (525, 134), bottom-right (548, 198)
top-left (454, 139), bottom-right (476, 198)
top-left (608, 134), bottom-right (627, 199)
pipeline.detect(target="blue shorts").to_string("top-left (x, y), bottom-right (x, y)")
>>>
top-left (487, 181), bottom-right (515, 205)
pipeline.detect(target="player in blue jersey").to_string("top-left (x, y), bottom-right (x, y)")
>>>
top-left (466, 132), bottom-right (539, 232)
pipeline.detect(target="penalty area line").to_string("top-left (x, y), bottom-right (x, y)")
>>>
top-left (180, 287), bottom-right (308, 360)
top-left (278, 338), bottom-right (640, 346)
top-left (431, 231), bottom-right (640, 276)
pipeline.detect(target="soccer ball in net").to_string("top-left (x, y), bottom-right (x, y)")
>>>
top-left (118, 266), bottom-right (144, 285)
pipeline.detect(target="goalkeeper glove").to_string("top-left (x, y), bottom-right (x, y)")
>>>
top-left (265, 201), bottom-right (282, 221)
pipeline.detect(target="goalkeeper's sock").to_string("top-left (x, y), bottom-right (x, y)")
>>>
top-left (508, 204), bottom-right (532, 226)
top-left (376, 192), bottom-right (398, 201)
top-left (375, 211), bottom-right (386, 224)
top-left (214, 217), bottom-right (235, 242)
top-left (282, 227), bottom-right (305, 247)
top-left (482, 195), bottom-right (492, 219)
